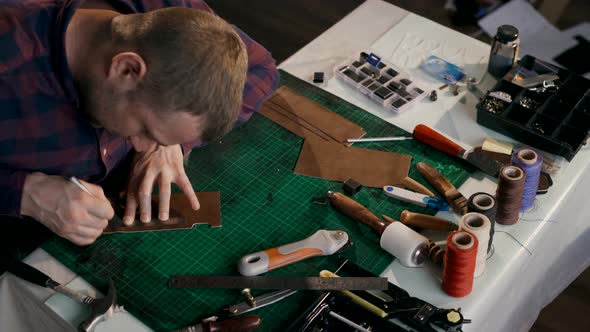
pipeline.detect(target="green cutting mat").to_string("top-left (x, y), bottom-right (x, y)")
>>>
top-left (43, 70), bottom-right (473, 331)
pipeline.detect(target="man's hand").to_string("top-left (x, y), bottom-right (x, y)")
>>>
top-left (21, 173), bottom-right (115, 246)
top-left (124, 144), bottom-right (199, 225)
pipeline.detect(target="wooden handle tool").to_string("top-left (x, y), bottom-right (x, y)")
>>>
top-left (401, 176), bottom-right (435, 197)
top-left (416, 162), bottom-right (468, 215)
top-left (400, 210), bottom-right (458, 231)
top-left (327, 191), bottom-right (390, 235)
top-left (413, 124), bottom-right (464, 157)
top-left (237, 230), bottom-right (350, 276)
top-left (174, 315), bottom-right (262, 332)
top-left (413, 124), bottom-right (501, 176)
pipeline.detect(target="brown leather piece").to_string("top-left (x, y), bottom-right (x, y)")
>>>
top-left (294, 137), bottom-right (412, 188)
top-left (104, 192), bottom-right (221, 233)
top-left (258, 86), bottom-right (366, 145)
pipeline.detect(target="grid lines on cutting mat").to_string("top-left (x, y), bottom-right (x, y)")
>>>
top-left (43, 70), bottom-right (472, 331)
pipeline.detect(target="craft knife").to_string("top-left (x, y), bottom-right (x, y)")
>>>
top-left (167, 275), bottom-right (388, 291)
top-left (413, 124), bottom-right (502, 177)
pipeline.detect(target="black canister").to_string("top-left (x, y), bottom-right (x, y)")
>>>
top-left (488, 25), bottom-right (520, 79)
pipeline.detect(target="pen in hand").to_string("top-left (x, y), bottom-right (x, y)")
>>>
top-left (69, 176), bottom-right (95, 196)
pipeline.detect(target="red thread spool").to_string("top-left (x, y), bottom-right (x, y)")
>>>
top-left (442, 231), bottom-right (478, 297)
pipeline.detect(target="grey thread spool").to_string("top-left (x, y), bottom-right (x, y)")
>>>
top-left (496, 166), bottom-right (525, 225)
top-left (467, 192), bottom-right (496, 253)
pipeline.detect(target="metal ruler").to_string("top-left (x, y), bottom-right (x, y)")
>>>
top-left (168, 275), bottom-right (388, 290)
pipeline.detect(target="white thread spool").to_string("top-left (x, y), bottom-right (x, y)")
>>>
top-left (459, 212), bottom-right (491, 277)
top-left (380, 222), bottom-right (429, 267)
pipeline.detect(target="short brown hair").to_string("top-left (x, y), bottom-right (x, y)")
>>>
top-left (112, 8), bottom-right (248, 142)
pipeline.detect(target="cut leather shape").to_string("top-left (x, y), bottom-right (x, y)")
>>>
top-left (294, 137), bottom-right (411, 188)
top-left (104, 192), bottom-right (221, 233)
top-left (258, 86), bottom-right (366, 145)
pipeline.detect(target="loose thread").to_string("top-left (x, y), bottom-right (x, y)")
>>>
top-left (495, 231), bottom-right (533, 256)
top-left (518, 218), bottom-right (560, 224)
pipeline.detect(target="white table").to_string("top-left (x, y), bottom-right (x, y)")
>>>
top-left (280, 1), bottom-right (590, 332)
top-left (2, 1), bottom-right (589, 331)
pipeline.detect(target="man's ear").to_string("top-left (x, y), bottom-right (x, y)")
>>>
top-left (107, 52), bottom-right (147, 92)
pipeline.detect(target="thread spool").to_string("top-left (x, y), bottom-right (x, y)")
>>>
top-left (380, 222), bottom-right (429, 268)
top-left (459, 213), bottom-right (490, 277)
top-left (467, 193), bottom-right (496, 253)
top-left (442, 231), bottom-right (478, 297)
top-left (496, 166), bottom-right (525, 225)
top-left (511, 148), bottom-right (542, 211)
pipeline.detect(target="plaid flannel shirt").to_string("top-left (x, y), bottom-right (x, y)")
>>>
top-left (0, 0), bottom-right (279, 216)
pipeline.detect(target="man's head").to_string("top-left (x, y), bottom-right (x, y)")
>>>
top-left (78, 7), bottom-right (248, 151)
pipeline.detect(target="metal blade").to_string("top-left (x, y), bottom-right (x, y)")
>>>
top-left (226, 289), bottom-right (298, 316)
top-left (465, 150), bottom-right (502, 177)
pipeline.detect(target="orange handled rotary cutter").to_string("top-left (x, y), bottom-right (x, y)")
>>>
top-left (237, 230), bottom-right (352, 276)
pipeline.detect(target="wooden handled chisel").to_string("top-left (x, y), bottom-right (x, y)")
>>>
top-left (383, 211), bottom-right (458, 231)
top-left (416, 162), bottom-right (468, 215)
top-left (413, 124), bottom-right (502, 177)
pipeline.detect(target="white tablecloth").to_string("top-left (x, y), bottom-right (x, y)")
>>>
top-left (279, 1), bottom-right (590, 331)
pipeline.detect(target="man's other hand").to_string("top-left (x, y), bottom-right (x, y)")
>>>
top-left (21, 173), bottom-right (115, 246)
top-left (124, 144), bottom-right (199, 225)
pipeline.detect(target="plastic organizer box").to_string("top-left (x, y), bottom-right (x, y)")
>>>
top-left (476, 55), bottom-right (590, 161)
top-left (335, 52), bottom-right (428, 113)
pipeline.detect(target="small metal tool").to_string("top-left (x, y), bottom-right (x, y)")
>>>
top-left (225, 289), bottom-right (298, 316)
top-left (8, 261), bottom-right (120, 332)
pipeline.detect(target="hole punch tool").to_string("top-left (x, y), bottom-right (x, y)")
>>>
top-left (288, 258), bottom-right (471, 332)
top-left (8, 261), bottom-right (121, 332)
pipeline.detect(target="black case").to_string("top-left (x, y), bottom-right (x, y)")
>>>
top-left (476, 55), bottom-right (590, 161)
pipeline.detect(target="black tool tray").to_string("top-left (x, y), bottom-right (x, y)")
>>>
top-left (476, 55), bottom-right (590, 161)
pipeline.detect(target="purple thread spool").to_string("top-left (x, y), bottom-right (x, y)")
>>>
top-left (511, 148), bottom-right (542, 211)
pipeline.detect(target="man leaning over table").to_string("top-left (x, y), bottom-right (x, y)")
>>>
top-left (0, 0), bottom-right (279, 265)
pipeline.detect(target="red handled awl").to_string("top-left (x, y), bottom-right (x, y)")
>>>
top-left (237, 230), bottom-right (351, 276)
top-left (413, 124), bottom-right (502, 177)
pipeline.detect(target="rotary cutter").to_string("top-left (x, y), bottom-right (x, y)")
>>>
top-left (237, 230), bottom-right (352, 276)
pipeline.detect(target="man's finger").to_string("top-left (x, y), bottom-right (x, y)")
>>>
top-left (73, 224), bottom-right (104, 241)
top-left (86, 196), bottom-right (115, 220)
top-left (124, 193), bottom-right (138, 226)
top-left (138, 173), bottom-right (156, 223)
top-left (158, 175), bottom-right (172, 221)
top-left (78, 179), bottom-right (105, 197)
top-left (177, 175), bottom-right (199, 210)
